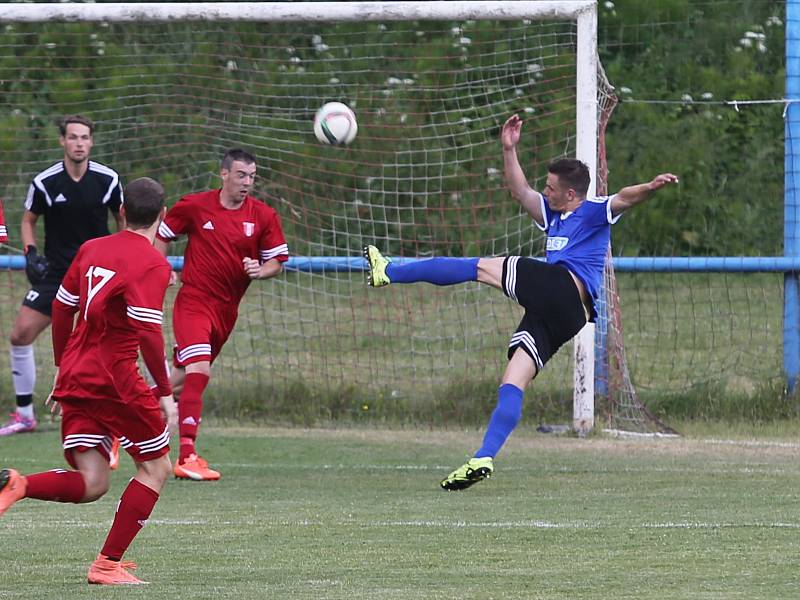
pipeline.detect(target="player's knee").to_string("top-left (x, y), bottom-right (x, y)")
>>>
top-left (80, 473), bottom-right (111, 502)
top-left (10, 327), bottom-right (36, 346)
top-left (138, 455), bottom-right (172, 491)
top-left (186, 362), bottom-right (211, 377)
top-left (476, 257), bottom-right (504, 290)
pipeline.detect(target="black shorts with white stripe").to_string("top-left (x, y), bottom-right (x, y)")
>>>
top-left (501, 256), bottom-right (587, 371)
top-left (21, 272), bottom-right (64, 317)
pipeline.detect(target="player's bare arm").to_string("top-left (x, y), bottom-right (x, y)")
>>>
top-left (243, 257), bottom-right (283, 280)
top-left (502, 114), bottom-right (545, 226)
top-left (44, 368), bottom-right (61, 416)
top-left (20, 210), bottom-right (38, 249)
top-left (610, 173), bottom-right (679, 217)
top-left (159, 394), bottom-right (177, 435)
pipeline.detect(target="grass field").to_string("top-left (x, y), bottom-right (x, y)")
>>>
top-left (1, 423), bottom-right (799, 599)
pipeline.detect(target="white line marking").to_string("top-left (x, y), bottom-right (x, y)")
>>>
top-left (7, 517), bottom-right (800, 531)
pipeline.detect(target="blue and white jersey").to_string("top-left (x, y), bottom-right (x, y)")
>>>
top-left (535, 193), bottom-right (621, 314)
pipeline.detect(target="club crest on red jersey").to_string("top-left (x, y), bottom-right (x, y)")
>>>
top-left (243, 222), bottom-right (255, 237)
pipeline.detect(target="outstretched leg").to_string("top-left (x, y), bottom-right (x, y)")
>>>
top-left (363, 245), bottom-right (480, 287)
top-left (1, 447), bottom-right (112, 518)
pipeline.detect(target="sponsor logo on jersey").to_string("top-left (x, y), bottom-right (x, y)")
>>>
top-left (243, 222), bottom-right (255, 237)
top-left (202, 221), bottom-right (214, 230)
top-left (546, 236), bottom-right (569, 251)
top-left (54, 193), bottom-right (68, 203)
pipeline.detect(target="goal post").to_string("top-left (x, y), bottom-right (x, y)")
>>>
top-left (0, 1), bottom-right (621, 430)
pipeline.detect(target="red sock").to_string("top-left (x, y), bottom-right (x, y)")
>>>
top-left (178, 372), bottom-right (209, 462)
top-left (25, 469), bottom-right (86, 503)
top-left (100, 478), bottom-right (159, 561)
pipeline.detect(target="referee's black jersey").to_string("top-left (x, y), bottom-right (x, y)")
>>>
top-left (24, 160), bottom-right (122, 277)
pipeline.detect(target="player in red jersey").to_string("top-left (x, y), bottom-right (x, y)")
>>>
top-left (0, 199), bottom-right (8, 243)
top-left (0, 177), bottom-right (173, 585)
top-left (156, 148), bottom-right (289, 481)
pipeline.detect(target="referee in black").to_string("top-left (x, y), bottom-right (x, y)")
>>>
top-left (0, 115), bottom-right (123, 436)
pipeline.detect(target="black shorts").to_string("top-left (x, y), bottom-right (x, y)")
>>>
top-left (501, 256), bottom-right (587, 371)
top-left (21, 273), bottom-right (63, 317)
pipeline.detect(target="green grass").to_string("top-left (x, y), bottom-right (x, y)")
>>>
top-left (2, 424), bottom-right (799, 599)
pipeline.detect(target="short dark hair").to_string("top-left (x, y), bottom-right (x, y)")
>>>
top-left (221, 148), bottom-right (256, 171)
top-left (123, 177), bottom-right (165, 229)
top-left (59, 115), bottom-right (94, 137)
top-left (548, 158), bottom-right (590, 198)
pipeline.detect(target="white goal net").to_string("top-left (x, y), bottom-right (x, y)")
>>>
top-left (0, 2), bottom-right (665, 431)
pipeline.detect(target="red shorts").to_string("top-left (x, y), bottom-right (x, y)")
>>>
top-left (59, 391), bottom-right (169, 469)
top-left (172, 287), bottom-right (239, 367)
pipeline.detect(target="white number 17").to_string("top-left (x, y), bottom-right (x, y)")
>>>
top-left (84, 265), bottom-right (116, 319)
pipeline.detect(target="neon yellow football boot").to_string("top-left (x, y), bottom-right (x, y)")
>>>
top-left (440, 457), bottom-right (494, 491)
top-left (363, 245), bottom-right (391, 287)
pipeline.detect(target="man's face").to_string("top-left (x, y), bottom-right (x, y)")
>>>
top-left (543, 173), bottom-right (574, 211)
top-left (60, 123), bottom-right (93, 164)
top-left (221, 159), bottom-right (256, 203)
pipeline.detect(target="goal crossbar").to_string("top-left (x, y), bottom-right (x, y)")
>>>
top-left (1, 2), bottom-right (596, 23)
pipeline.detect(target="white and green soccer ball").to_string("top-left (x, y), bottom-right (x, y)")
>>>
top-left (313, 101), bottom-right (358, 146)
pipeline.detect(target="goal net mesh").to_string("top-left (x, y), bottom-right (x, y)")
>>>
top-left (0, 16), bottom-right (662, 430)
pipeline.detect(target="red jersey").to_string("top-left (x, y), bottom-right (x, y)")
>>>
top-left (51, 230), bottom-right (172, 402)
top-left (0, 199), bottom-right (8, 242)
top-left (156, 189), bottom-right (289, 305)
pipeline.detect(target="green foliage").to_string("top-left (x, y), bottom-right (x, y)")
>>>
top-left (600, 0), bottom-right (785, 256)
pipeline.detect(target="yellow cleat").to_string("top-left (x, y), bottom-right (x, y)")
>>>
top-left (440, 457), bottom-right (494, 491)
top-left (363, 245), bottom-right (391, 287)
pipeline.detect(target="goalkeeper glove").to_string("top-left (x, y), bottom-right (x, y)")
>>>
top-left (25, 245), bottom-right (49, 284)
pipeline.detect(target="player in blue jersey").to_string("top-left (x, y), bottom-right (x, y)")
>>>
top-left (363, 113), bottom-right (678, 490)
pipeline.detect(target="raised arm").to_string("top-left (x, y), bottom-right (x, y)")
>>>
top-left (501, 114), bottom-right (544, 226)
top-left (610, 173), bottom-right (679, 218)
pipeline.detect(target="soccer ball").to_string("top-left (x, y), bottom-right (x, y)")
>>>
top-left (313, 102), bottom-right (358, 146)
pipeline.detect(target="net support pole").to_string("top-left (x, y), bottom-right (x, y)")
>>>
top-left (785, 0), bottom-right (800, 393)
top-left (572, 3), bottom-right (598, 435)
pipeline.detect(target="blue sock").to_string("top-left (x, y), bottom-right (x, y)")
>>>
top-left (386, 257), bottom-right (478, 285)
top-left (474, 383), bottom-right (524, 458)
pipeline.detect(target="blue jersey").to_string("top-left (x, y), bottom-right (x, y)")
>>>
top-left (536, 193), bottom-right (620, 314)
